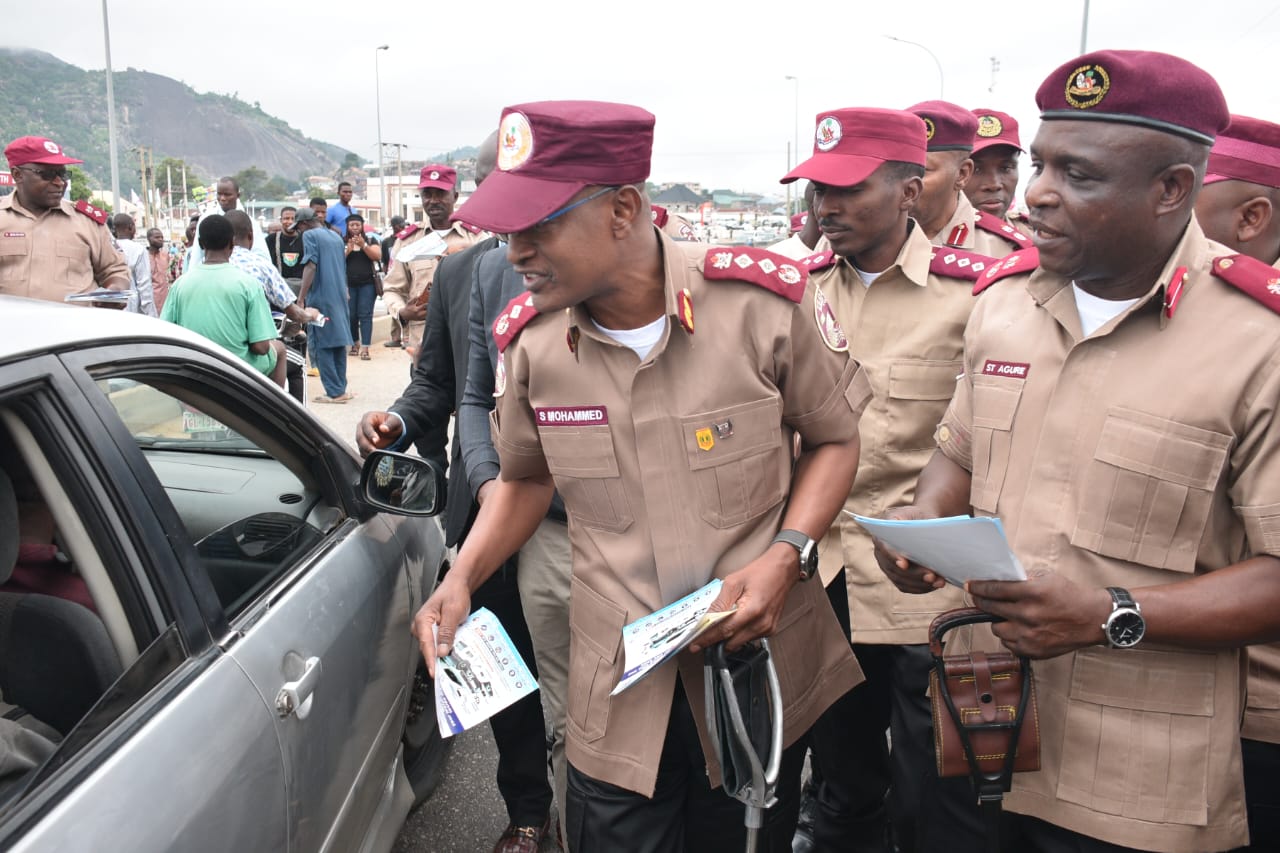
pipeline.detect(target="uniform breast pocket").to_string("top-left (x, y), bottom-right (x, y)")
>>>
top-left (566, 578), bottom-right (626, 743)
top-left (1070, 409), bottom-right (1231, 573)
top-left (886, 359), bottom-right (963, 453)
top-left (539, 425), bottom-right (634, 533)
top-left (0, 237), bottom-right (28, 282)
top-left (1056, 648), bottom-right (1215, 826)
top-left (969, 376), bottom-right (1024, 512)
top-left (55, 239), bottom-right (90, 285)
top-left (681, 398), bottom-right (786, 529)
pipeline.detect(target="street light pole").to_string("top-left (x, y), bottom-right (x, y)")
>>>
top-left (101, 0), bottom-right (120, 209)
top-left (785, 75), bottom-right (799, 217)
top-left (1080, 0), bottom-right (1091, 53)
top-left (375, 45), bottom-right (389, 223)
top-left (885, 35), bottom-right (944, 99)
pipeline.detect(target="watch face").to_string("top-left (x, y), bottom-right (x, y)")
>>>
top-left (1108, 610), bottom-right (1145, 647)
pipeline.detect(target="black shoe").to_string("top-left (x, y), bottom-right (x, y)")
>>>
top-left (384, 340), bottom-right (402, 348)
top-left (793, 781), bottom-right (820, 853)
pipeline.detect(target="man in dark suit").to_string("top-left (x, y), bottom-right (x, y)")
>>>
top-left (356, 134), bottom-right (555, 853)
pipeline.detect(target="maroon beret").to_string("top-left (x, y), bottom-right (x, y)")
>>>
top-left (790, 212), bottom-right (807, 234)
top-left (1036, 50), bottom-right (1229, 145)
top-left (782, 108), bottom-right (926, 188)
top-left (5, 136), bottom-right (83, 167)
top-left (418, 164), bottom-right (457, 191)
top-left (1205, 115), bottom-right (1280, 189)
top-left (454, 101), bottom-right (654, 233)
top-left (907, 101), bottom-right (979, 152)
top-left (970, 108), bottom-right (1022, 154)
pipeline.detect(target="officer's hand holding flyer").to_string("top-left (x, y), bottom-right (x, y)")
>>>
top-left (612, 579), bottom-right (736, 696)
top-left (850, 513), bottom-right (1027, 587)
top-left (434, 607), bottom-right (538, 738)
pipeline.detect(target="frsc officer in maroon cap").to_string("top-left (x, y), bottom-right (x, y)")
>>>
top-left (380, 164), bottom-right (486, 361)
top-left (0, 136), bottom-right (130, 303)
top-left (412, 100), bottom-right (872, 852)
top-left (1195, 114), bottom-right (1280, 268)
top-left (908, 101), bottom-right (1029, 258)
top-left (878, 50), bottom-right (1280, 853)
top-left (966, 108), bottom-right (1028, 233)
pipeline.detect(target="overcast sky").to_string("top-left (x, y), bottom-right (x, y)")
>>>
top-left (6, 0), bottom-right (1278, 195)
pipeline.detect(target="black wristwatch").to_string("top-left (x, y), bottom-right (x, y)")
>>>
top-left (772, 529), bottom-right (818, 581)
top-left (1102, 587), bottom-right (1145, 649)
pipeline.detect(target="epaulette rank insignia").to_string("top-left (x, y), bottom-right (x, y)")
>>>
top-left (974, 210), bottom-right (1032, 247)
top-left (930, 248), bottom-right (997, 282)
top-left (458, 221), bottom-right (484, 235)
top-left (74, 199), bottom-right (108, 225)
top-left (973, 247), bottom-right (1040, 295)
top-left (1211, 254), bottom-right (1280, 315)
top-left (798, 250), bottom-right (837, 273)
top-left (397, 223), bottom-right (420, 240)
top-left (702, 247), bottom-right (806, 303)
top-left (493, 292), bottom-right (540, 353)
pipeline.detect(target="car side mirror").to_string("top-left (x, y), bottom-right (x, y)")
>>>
top-left (359, 451), bottom-right (446, 517)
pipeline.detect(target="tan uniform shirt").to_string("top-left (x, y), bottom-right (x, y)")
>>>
top-left (1242, 254), bottom-right (1280, 745)
top-left (935, 221), bottom-right (1280, 852)
top-left (0, 195), bottom-right (130, 301)
top-left (932, 193), bottom-right (1028, 258)
top-left (813, 222), bottom-right (983, 641)
top-left (381, 220), bottom-right (484, 353)
top-left (492, 232), bottom-right (871, 797)
top-left (651, 205), bottom-right (699, 241)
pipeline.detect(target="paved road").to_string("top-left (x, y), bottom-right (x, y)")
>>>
top-left (303, 314), bottom-right (559, 852)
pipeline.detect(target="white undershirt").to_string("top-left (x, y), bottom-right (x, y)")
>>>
top-left (1072, 283), bottom-right (1140, 337)
top-left (852, 264), bottom-right (883, 288)
top-left (592, 315), bottom-right (668, 361)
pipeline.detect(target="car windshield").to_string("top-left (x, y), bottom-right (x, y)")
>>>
top-left (96, 378), bottom-right (263, 454)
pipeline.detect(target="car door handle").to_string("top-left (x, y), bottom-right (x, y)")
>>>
top-left (276, 656), bottom-right (322, 719)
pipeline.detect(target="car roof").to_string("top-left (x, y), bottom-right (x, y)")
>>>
top-left (1, 295), bottom-right (234, 363)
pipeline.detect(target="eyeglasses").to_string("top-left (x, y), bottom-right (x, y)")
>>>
top-left (18, 165), bottom-right (69, 182)
top-left (532, 186), bottom-right (620, 229)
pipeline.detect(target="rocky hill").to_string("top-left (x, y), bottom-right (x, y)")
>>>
top-left (0, 48), bottom-right (352, 192)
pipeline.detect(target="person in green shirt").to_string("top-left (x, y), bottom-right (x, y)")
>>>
top-left (162, 214), bottom-right (287, 388)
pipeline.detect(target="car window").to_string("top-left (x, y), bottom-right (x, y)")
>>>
top-left (93, 376), bottom-right (346, 619)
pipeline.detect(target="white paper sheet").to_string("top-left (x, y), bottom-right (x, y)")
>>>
top-left (848, 513), bottom-right (1026, 587)
top-left (434, 607), bottom-right (538, 738)
top-left (612, 579), bottom-right (734, 696)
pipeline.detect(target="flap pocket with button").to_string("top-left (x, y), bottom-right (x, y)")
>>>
top-left (887, 359), bottom-right (963, 452)
top-left (539, 425), bottom-right (633, 533)
top-left (680, 398), bottom-right (786, 529)
top-left (969, 376), bottom-right (1025, 512)
top-left (1071, 409), bottom-right (1231, 573)
top-left (567, 578), bottom-right (627, 742)
top-left (55, 238), bottom-right (90, 285)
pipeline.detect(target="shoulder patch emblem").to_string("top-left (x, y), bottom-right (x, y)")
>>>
top-left (397, 223), bottom-right (420, 240)
top-left (1211, 254), bottom-right (1280, 315)
top-left (702, 247), bottom-right (806, 302)
top-left (74, 199), bottom-right (107, 225)
top-left (493, 352), bottom-right (507, 397)
top-left (492, 292), bottom-right (541, 353)
top-left (813, 285), bottom-right (848, 352)
top-left (930, 248), bottom-right (997, 282)
top-left (974, 247), bottom-right (1040, 295)
top-left (974, 210), bottom-right (1031, 247)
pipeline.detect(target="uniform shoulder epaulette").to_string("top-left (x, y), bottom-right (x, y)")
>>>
top-left (974, 210), bottom-right (1032, 248)
top-left (493, 292), bottom-right (541, 353)
top-left (1211, 254), bottom-right (1280, 315)
top-left (74, 199), bottom-right (108, 225)
top-left (457, 220), bottom-right (484, 235)
top-left (973, 247), bottom-right (1039, 295)
top-left (930, 247), bottom-right (998, 282)
top-left (797, 249), bottom-right (837, 273)
top-left (702, 246), bottom-right (807, 303)
top-left (650, 205), bottom-right (670, 228)
top-left (396, 223), bottom-right (419, 240)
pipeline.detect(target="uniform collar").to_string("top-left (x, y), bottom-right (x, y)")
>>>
top-left (831, 219), bottom-right (930, 289)
top-left (1026, 218), bottom-right (1209, 335)
top-left (934, 192), bottom-right (974, 249)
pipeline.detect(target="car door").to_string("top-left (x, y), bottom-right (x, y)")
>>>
top-left (65, 342), bottom-right (421, 852)
top-left (0, 355), bottom-right (287, 853)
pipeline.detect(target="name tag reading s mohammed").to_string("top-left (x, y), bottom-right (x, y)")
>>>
top-left (535, 406), bottom-right (608, 426)
top-left (981, 360), bottom-right (1030, 378)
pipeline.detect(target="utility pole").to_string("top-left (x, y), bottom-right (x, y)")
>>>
top-left (1081, 0), bottom-right (1091, 53)
top-left (137, 147), bottom-right (149, 228)
top-left (101, 0), bottom-right (120, 212)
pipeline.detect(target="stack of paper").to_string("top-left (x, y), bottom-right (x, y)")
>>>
top-left (847, 513), bottom-right (1026, 587)
top-left (612, 579), bottom-right (734, 696)
top-left (435, 607), bottom-right (538, 738)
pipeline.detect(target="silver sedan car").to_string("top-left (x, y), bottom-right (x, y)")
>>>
top-left (0, 296), bottom-right (447, 851)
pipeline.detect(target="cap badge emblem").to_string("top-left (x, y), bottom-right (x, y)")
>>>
top-left (430, 171), bottom-right (440, 180)
top-left (922, 117), bottom-right (936, 141)
top-left (815, 116), bottom-right (843, 152)
top-left (498, 111), bottom-right (534, 172)
top-left (43, 140), bottom-right (60, 154)
top-left (1064, 63), bottom-right (1110, 110)
top-left (976, 115), bottom-right (1003, 137)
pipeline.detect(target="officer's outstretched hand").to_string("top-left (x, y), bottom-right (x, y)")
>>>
top-left (967, 571), bottom-right (1109, 660)
top-left (356, 410), bottom-right (404, 458)
top-left (412, 574), bottom-right (472, 678)
top-left (690, 544), bottom-right (798, 654)
top-left (873, 506), bottom-right (949, 594)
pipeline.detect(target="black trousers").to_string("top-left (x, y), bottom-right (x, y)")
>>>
top-left (1235, 737), bottom-right (1280, 852)
top-left (566, 680), bottom-right (805, 853)
top-left (470, 560), bottom-right (554, 826)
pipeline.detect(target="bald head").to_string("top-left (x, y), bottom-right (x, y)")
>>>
top-left (224, 209), bottom-right (254, 249)
top-left (476, 130), bottom-right (500, 187)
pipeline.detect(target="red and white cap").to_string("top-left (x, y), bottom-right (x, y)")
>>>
top-left (782, 108), bottom-right (927, 188)
top-left (4, 136), bottom-right (83, 167)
